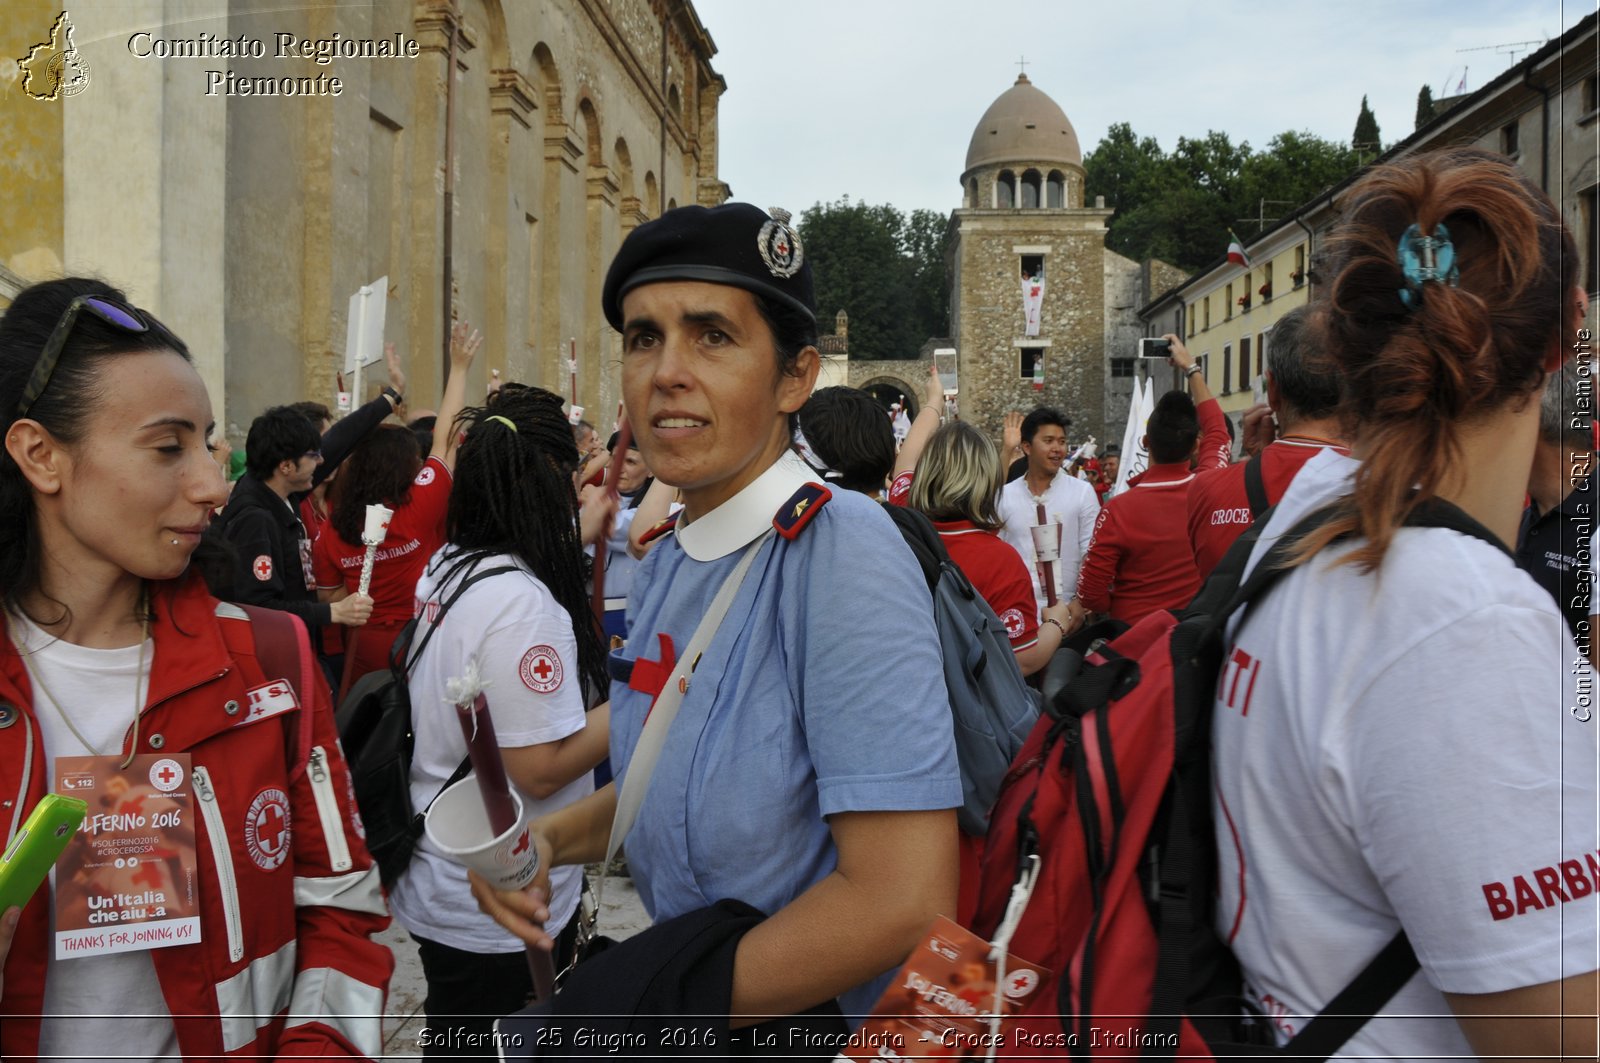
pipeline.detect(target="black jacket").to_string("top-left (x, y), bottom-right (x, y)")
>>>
top-left (496, 900), bottom-right (847, 1060)
top-left (210, 392), bottom-right (395, 628)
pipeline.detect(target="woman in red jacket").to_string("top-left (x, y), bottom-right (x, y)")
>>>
top-left (0, 277), bottom-right (391, 1060)
top-left (315, 324), bottom-right (479, 696)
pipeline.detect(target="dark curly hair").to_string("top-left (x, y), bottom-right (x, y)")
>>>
top-left (328, 424), bottom-right (422, 545)
top-left (444, 387), bottom-right (607, 701)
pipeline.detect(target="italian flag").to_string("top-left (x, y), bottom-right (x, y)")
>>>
top-left (1227, 229), bottom-right (1251, 268)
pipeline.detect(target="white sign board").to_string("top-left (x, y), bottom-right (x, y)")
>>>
top-left (342, 276), bottom-right (388, 375)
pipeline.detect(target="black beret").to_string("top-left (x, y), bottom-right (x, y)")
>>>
top-left (602, 203), bottom-right (816, 330)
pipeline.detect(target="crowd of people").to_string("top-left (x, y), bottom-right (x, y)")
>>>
top-left (0, 145), bottom-right (1594, 1061)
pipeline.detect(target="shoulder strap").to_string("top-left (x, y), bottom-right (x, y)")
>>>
top-left (1278, 930), bottom-right (1419, 1060)
top-left (399, 561), bottom-right (522, 676)
top-left (238, 605), bottom-right (318, 782)
top-left (1243, 450), bottom-right (1270, 518)
top-left (599, 531), bottom-right (771, 909)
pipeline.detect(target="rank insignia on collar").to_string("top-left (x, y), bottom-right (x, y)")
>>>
top-left (773, 482), bottom-right (831, 540)
top-left (638, 511), bottom-right (681, 545)
top-left (758, 207), bottom-right (804, 279)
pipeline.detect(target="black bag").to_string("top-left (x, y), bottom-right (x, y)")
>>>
top-left (337, 562), bottom-right (519, 886)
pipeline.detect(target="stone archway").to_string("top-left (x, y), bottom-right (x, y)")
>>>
top-left (859, 375), bottom-right (918, 418)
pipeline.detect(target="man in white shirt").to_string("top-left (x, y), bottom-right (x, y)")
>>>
top-left (996, 406), bottom-right (1101, 618)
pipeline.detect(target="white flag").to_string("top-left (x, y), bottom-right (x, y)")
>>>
top-left (1112, 377), bottom-right (1155, 497)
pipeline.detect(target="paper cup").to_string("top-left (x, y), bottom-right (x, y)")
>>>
top-left (1030, 522), bottom-right (1063, 564)
top-left (567, 404), bottom-right (585, 427)
top-left (423, 779), bottom-right (539, 891)
top-left (361, 504), bottom-right (394, 546)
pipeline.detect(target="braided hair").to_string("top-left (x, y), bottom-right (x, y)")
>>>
top-left (445, 387), bottom-right (608, 700)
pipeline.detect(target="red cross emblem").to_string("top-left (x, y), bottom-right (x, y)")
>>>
top-left (1001, 608), bottom-right (1026, 640)
top-left (510, 829), bottom-right (530, 857)
top-left (157, 765), bottom-right (178, 786)
top-left (244, 788), bottom-right (291, 871)
top-left (252, 555), bottom-right (273, 582)
top-left (519, 645), bottom-right (564, 693)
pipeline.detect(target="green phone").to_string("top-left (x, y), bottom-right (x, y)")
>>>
top-left (0, 794), bottom-right (88, 913)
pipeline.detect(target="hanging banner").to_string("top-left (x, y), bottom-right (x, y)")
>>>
top-left (1020, 274), bottom-right (1044, 337)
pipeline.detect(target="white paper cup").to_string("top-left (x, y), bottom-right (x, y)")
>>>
top-left (1031, 522), bottom-right (1063, 564)
top-left (423, 779), bottom-right (539, 891)
top-left (567, 404), bottom-right (585, 427)
top-left (361, 503), bottom-right (394, 545)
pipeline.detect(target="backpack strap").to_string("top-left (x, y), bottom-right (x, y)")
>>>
top-left (1243, 450), bottom-right (1270, 518)
top-left (881, 504), bottom-right (949, 593)
top-left (399, 561), bottom-right (522, 676)
top-left (238, 605), bottom-right (317, 782)
top-left (1278, 931), bottom-right (1418, 1060)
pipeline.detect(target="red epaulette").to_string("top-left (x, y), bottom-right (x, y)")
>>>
top-left (638, 511), bottom-right (681, 545)
top-left (773, 483), bottom-right (831, 540)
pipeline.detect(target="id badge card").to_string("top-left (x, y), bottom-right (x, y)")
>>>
top-left (53, 754), bottom-right (201, 959)
top-left (840, 915), bottom-right (1049, 1060)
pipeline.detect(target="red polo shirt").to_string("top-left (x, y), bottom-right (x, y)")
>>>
top-left (931, 519), bottom-right (1040, 651)
top-left (1186, 439), bottom-right (1349, 581)
top-left (1077, 462), bottom-right (1201, 624)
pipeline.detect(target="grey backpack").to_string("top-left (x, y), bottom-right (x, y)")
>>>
top-left (883, 505), bottom-right (1043, 834)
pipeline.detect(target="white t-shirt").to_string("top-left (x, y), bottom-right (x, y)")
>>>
top-left (1213, 451), bottom-right (1600, 1060)
top-left (996, 471), bottom-right (1101, 615)
top-left (387, 548), bottom-right (594, 953)
top-left (8, 614), bottom-right (177, 1063)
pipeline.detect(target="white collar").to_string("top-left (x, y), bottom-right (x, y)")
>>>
top-left (676, 450), bottom-right (815, 561)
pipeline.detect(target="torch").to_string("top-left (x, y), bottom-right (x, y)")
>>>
top-left (427, 662), bottom-right (558, 1002)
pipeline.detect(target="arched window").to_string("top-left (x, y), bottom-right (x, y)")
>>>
top-left (1046, 171), bottom-right (1065, 208)
top-left (1020, 169), bottom-right (1041, 209)
top-left (996, 170), bottom-right (1015, 208)
top-left (667, 197), bottom-right (677, 211)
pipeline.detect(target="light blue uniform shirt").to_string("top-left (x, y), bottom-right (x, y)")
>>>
top-left (610, 452), bottom-right (961, 1018)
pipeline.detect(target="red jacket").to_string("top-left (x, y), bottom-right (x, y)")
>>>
top-left (1077, 462), bottom-right (1204, 624)
top-left (1078, 399), bottom-right (1231, 622)
top-left (1186, 439), bottom-right (1348, 581)
top-left (0, 574), bottom-right (392, 1060)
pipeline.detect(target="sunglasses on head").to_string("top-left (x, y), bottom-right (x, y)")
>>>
top-left (15, 294), bottom-right (182, 419)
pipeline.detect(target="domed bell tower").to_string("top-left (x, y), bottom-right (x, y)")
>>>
top-left (949, 74), bottom-right (1113, 444)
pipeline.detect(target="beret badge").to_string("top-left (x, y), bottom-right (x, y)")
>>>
top-left (758, 207), bottom-right (804, 279)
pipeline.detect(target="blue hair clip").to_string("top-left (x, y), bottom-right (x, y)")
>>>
top-left (1397, 222), bottom-right (1459, 309)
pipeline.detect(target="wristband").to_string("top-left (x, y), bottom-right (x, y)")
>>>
top-left (382, 386), bottom-right (403, 406)
top-left (1184, 365), bottom-right (1202, 379)
top-left (1043, 617), bottom-right (1068, 638)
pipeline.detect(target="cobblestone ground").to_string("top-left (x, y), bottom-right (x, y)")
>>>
top-left (379, 871), bottom-right (651, 1058)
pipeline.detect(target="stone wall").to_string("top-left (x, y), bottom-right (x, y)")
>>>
top-left (950, 206), bottom-right (1113, 444)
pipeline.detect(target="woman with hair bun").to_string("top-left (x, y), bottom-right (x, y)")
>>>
top-left (1213, 147), bottom-right (1597, 1059)
top-left (389, 385), bottom-right (613, 1058)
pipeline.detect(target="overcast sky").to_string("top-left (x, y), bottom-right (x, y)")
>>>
top-left (691, 0), bottom-right (1588, 218)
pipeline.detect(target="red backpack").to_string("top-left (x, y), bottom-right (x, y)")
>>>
top-left (969, 498), bottom-right (1503, 1060)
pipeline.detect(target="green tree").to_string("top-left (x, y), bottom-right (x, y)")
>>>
top-left (1353, 95), bottom-right (1381, 153)
top-left (798, 199), bottom-right (951, 360)
top-left (1236, 131), bottom-right (1357, 233)
top-left (902, 208), bottom-right (952, 340)
top-left (1415, 84), bottom-right (1435, 130)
